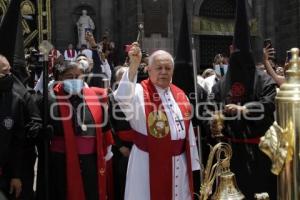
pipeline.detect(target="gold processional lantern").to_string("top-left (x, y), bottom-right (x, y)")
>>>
top-left (199, 143), bottom-right (245, 200)
top-left (259, 48), bottom-right (300, 200)
top-left (38, 40), bottom-right (53, 61)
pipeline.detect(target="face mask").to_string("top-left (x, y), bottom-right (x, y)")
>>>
top-left (78, 60), bottom-right (89, 72)
top-left (63, 79), bottom-right (84, 95)
top-left (214, 64), bottom-right (228, 77)
top-left (0, 73), bottom-right (13, 91)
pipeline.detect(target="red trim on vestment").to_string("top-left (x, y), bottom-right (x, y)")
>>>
top-left (67, 49), bottom-right (75, 58)
top-left (83, 88), bottom-right (107, 200)
top-left (54, 84), bottom-right (110, 200)
top-left (140, 79), bottom-right (194, 200)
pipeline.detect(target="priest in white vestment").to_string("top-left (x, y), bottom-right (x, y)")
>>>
top-left (114, 43), bottom-right (200, 200)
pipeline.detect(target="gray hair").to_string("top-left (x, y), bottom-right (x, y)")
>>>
top-left (202, 68), bottom-right (216, 78)
top-left (148, 50), bottom-right (174, 67)
top-left (56, 61), bottom-right (83, 76)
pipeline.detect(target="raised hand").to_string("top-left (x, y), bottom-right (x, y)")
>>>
top-left (263, 44), bottom-right (275, 61)
top-left (128, 42), bottom-right (142, 81)
top-left (85, 31), bottom-right (97, 47)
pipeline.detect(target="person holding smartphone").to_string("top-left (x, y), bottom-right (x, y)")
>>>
top-left (263, 40), bottom-right (285, 86)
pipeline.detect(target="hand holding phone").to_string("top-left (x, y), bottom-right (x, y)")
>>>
top-left (264, 39), bottom-right (272, 48)
top-left (263, 38), bottom-right (275, 61)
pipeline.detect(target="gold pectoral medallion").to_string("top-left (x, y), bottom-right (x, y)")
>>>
top-left (148, 110), bottom-right (170, 138)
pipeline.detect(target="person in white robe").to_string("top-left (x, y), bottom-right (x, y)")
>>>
top-left (64, 44), bottom-right (77, 61)
top-left (114, 43), bottom-right (200, 200)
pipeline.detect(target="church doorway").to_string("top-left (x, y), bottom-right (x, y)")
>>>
top-left (196, 0), bottom-right (236, 69)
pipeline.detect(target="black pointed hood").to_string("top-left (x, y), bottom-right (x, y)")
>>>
top-left (232, 0), bottom-right (251, 53)
top-left (0, 0), bottom-right (28, 84)
top-left (223, 0), bottom-right (256, 104)
top-left (173, 1), bottom-right (195, 97)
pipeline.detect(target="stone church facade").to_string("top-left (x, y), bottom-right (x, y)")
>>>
top-left (50, 0), bottom-right (300, 70)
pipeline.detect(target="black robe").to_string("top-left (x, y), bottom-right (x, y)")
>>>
top-left (0, 76), bottom-right (26, 199)
top-left (210, 69), bottom-right (277, 199)
top-left (13, 75), bottom-right (42, 200)
top-left (109, 93), bottom-right (132, 200)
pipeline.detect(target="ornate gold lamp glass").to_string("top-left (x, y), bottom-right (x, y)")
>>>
top-left (199, 143), bottom-right (245, 200)
top-left (259, 48), bottom-right (300, 200)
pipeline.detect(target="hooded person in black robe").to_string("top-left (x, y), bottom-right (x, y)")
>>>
top-left (1, 1), bottom-right (43, 198)
top-left (0, 54), bottom-right (43, 200)
top-left (208, 0), bottom-right (277, 198)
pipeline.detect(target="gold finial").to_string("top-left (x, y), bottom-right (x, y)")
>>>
top-left (21, 1), bottom-right (35, 16)
top-left (285, 48), bottom-right (300, 78)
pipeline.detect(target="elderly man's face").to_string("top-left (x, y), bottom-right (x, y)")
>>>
top-left (0, 56), bottom-right (11, 76)
top-left (148, 54), bottom-right (174, 89)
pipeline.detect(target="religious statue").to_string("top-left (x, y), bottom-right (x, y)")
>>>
top-left (76, 9), bottom-right (95, 48)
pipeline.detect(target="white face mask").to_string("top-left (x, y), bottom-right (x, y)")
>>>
top-left (214, 64), bottom-right (228, 77)
top-left (78, 60), bottom-right (90, 72)
top-left (63, 79), bottom-right (84, 95)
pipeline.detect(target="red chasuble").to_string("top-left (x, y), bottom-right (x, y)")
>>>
top-left (141, 79), bottom-right (194, 200)
top-left (53, 84), bottom-right (113, 200)
top-left (67, 49), bottom-right (75, 58)
top-left (48, 49), bottom-right (58, 74)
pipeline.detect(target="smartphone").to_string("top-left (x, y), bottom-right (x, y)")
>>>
top-left (264, 38), bottom-right (272, 48)
top-left (287, 50), bottom-right (292, 61)
top-left (85, 28), bottom-right (91, 33)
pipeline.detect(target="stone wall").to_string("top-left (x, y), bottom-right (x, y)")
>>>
top-left (274, 0), bottom-right (300, 63)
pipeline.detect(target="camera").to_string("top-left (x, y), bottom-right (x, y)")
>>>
top-left (26, 48), bottom-right (43, 87)
top-left (85, 28), bottom-right (92, 34)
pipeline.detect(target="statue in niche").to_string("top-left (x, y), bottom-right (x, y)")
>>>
top-left (76, 9), bottom-right (95, 48)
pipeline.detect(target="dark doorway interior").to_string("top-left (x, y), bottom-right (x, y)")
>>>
top-left (198, 0), bottom-right (235, 69)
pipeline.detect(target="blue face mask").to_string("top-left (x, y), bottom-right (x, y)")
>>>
top-left (214, 64), bottom-right (228, 77)
top-left (63, 79), bottom-right (84, 95)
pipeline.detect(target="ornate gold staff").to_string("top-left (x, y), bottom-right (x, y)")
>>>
top-left (259, 48), bottom-right (300, 200)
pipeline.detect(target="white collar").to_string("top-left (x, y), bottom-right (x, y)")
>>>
top-left (154, 85), bottom-right (170, 94)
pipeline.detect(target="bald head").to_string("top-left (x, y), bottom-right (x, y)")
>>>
top-left (147, 50), bottom-right (174, 89)
top-left (148, 50), bottom-right (174, 67)
top-left (0, 55), bottom-right (11, 77)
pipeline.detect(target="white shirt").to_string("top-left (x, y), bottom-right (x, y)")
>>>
top-left (197, 75), bottom-right (205, 88)
top-left (100, 59), bottom-right (112, 82)
top-left (203, 74), bottom-right (218, 94)
top-left (81, 49), bottom-right (93, 59)
top-left (114, 70), bottom-right (200, 200)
